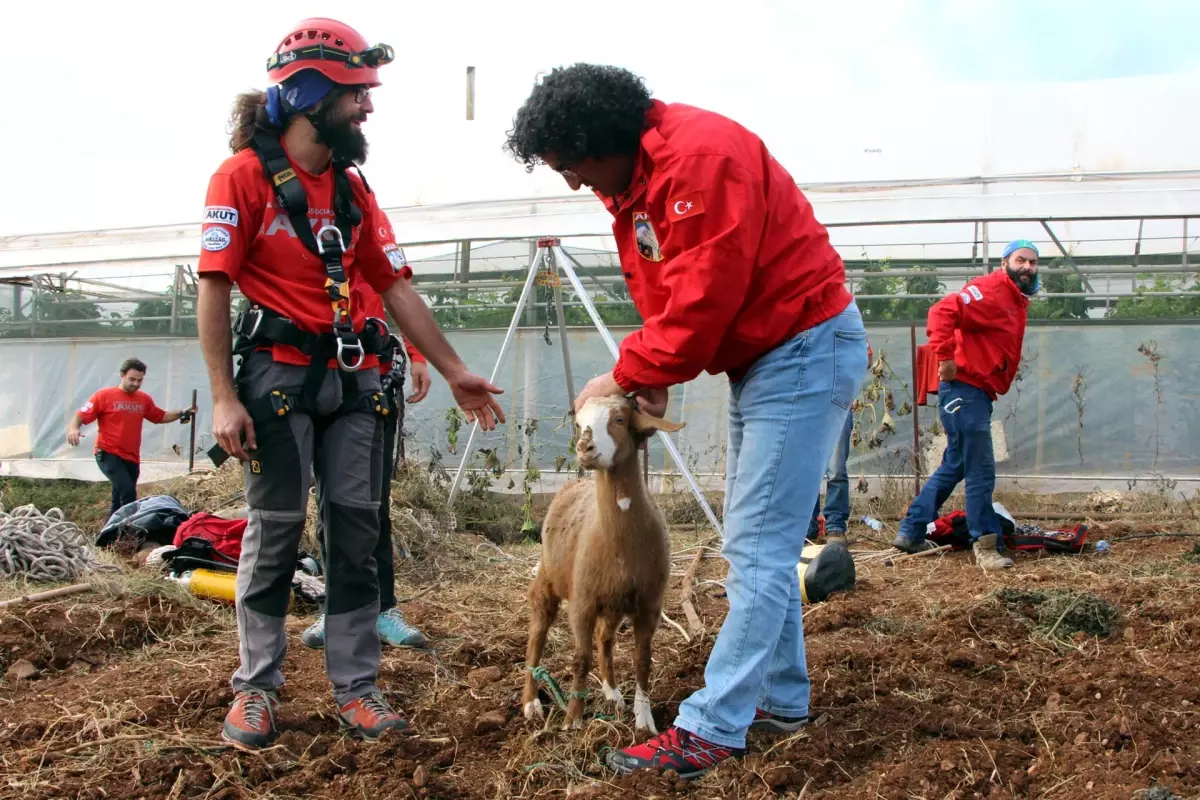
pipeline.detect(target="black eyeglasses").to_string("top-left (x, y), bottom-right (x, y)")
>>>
top-left (348, 86), bottom-right (371, 104)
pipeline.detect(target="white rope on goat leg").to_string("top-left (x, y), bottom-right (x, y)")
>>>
top-left (0, 504), bottom-right (121, 582)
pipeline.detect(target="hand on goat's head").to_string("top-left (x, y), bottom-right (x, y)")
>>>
top-left (574, 396), bottom-right (684, 471)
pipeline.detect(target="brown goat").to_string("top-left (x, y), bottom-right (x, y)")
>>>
top-left (522, 396), bottom-right (684, 732)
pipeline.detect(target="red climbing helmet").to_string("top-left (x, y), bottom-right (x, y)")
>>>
top-left (267, 18), bottom-right (394, 87)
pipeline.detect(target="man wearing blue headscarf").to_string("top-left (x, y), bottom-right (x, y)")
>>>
top-left (892, 239), bottom-right (1040, 569)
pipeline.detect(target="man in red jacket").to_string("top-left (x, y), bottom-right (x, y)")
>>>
top-left (892, 239), bottom-right (1040, 569)
top-left (506, 63), bottom-right (868, 779)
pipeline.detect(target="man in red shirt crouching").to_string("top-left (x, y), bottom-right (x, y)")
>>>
top-left (506, 64), bottom-right (868, 779)
top-left (67, 357), bottom-right (195, 519)
top-left (891, 239), bottom-right (1040, 569)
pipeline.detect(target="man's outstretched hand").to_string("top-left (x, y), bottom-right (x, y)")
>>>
top-left (448, 370), bottom-right (506, 430)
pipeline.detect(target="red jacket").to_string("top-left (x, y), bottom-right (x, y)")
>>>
top-left (605, 101), bottom-right (852, 391)
top-left (926, 269), bottom-right (1030, 400)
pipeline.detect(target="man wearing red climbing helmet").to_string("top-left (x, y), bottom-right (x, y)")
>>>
top-left (197, 17), bottom-right (505, 750)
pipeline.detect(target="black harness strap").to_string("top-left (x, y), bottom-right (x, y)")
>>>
top-left (235, 130), bottom-right (376, 417)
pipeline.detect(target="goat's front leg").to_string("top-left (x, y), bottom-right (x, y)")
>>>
top-left (564, 603), bottom-right (598, 730)
top-left (631, 608), bottom-right (661, 735)
top-left (596, 615), bottom-right (625, 715)
top-left (523, 583), bottom-right (560, 722)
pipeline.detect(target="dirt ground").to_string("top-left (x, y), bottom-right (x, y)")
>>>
top-left (2, 506), bottom-right (1199, 798)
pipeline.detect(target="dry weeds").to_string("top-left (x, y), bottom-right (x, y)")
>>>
top-left (1, 469), bottom-right (1199, 799)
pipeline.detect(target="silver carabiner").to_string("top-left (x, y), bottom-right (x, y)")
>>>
top-left (315, 224), bottom-right (345, 255)
top-left (336, 337), bottom-right (366, 372)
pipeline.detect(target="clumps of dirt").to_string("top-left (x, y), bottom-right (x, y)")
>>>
top-left (1182, 543), bottom-right (1200, 564)
top-left (994, 587), bottom-right (1121, 639)
top-left (0, 596), bottom-right (197, 675)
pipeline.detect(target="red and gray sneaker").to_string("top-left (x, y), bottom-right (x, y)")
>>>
top-left (221, 689), bottom-right (279, 750)
top-left (607, 726), bottom-right (744, 780)
top-left (750, 708), bottom-right (810, 733)
top-left (338, 692), bottom-right (411, 739)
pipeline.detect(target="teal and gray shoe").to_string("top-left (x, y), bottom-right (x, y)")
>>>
top-left (377, 607), bottom-right (428, 649)
top-left (300, 614), bottom-right (326, 649)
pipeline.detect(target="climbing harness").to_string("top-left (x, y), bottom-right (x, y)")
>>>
top-left (219, 130), bottom-right (399, 445)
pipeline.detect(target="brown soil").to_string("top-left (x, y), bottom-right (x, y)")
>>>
top-left (1, 526), bottom-right (1198, 799)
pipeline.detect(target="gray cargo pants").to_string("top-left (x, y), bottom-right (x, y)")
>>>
top-left (231, 350), bottom-right (385, 706)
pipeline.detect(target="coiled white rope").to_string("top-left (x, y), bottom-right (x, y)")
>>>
top-left (0, 504), bottom-right (121, 582)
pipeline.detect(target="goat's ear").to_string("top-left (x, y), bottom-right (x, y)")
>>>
top-left (631, 409), bottom-right (685, 435)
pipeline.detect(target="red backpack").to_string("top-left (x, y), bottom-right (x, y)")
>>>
top-left (173, 513), bottom-right (248, 563)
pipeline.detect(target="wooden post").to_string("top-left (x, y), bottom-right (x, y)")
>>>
top-left (187, 389), bottom-right (198, 473)
top-left (465, 66), bottom-right (475, 121)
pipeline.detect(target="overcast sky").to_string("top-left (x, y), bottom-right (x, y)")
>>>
top-left (3, 0), bottom-right (1199, 237)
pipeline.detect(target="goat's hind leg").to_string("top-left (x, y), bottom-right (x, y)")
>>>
top-left (523, 582), bottom-right (560, 722)
top-left (596, 615), bottom-right (625, 715)
top-left (631, 608), bottom-right (661, 735)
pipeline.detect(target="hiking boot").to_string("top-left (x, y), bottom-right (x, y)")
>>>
top-left (377, 607), bottom-right (429, 649)
top-left (892, 533), bottom-right (936, 554)
top-left (750, 708), bottom-right (810, 733)
top-left (338, 692), bottom-right (411, 739)
top-left (825, 530), bottom-right (848, 545)
top-left (607, 725), bottom-right (743, 780)
top-left (221, 690), bottom-right (279, 750)
top-left (300, 614), bottom-right (326, 649)
top-left (973, 534), bottom-right (1015, 569)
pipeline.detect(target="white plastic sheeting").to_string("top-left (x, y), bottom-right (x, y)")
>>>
top-left (3, 323), bottom-right (1198, 491)
top-left (4, 70), bottom-right (1200, 277)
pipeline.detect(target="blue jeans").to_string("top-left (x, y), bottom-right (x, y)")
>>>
top-left (674, 301), bottom-right (868, 749)
top-left (807, 411), bottom-right (853, 536)
top-left (898, 380), bottom-right (999, 543)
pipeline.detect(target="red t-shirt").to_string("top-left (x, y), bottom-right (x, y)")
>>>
top-left (77, 387), bottom-right (166, 464)
top-left (196, 143), bottom-right (414, 367)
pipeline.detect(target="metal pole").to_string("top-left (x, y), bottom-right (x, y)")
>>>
top-left (447, 247), bottom-right (544, 505)
top-left (1040, 220), bottom-right (1095, 292)
top-left (187, 389), bottom-right (198, 473)
top-left (170, 266), bottom-right (182, 336)
top-left (554, 245), bottom-right (724, 537)
top-left (549, 249), bottom-right (577, 411)
top-left (909, 326), bottom-right (921, 495)
top-left (981, 221), bottom-right (990, 273)
top-left (1132, 219), bottom-right (1144, 293)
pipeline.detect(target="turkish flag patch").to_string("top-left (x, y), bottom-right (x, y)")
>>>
top-left (666, 192), bottom-right (706, 222)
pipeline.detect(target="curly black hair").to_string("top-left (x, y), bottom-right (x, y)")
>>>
top-left (504, 63), bottom-right (653, 172)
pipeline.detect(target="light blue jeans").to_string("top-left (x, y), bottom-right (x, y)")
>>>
top-left (807, 411), bottom-right (853, 537)
top-left (675, 301), bottom-right (868, 749)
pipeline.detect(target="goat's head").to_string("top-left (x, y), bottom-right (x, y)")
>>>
top-left (574, 396), bottom-right (684, 471)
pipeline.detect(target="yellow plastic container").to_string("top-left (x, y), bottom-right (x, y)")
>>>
top-left (185, 568), bottom-right (237, 604)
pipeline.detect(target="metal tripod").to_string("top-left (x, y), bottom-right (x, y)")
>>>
top-left (445, 238), bottom-right (723, 537)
